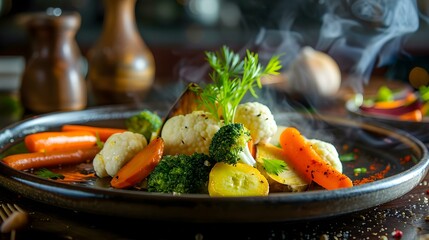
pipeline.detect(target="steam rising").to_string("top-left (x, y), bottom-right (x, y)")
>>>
top-left (175, 0), bottom-right (420, 104)
top-left (253, 0), bottom-right (419, 94)
top-left (316, 0), bottom-right (419, 92)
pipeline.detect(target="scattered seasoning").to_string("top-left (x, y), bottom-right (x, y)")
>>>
top-left (353, 164), bottom-right (391, 185)
top-left (391, 229), bottom-right (403, 239)
top-left (400, 155), bottom-right (412, 165)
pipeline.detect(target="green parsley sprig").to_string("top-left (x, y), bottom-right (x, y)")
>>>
top-left (199, 46), bottom-right (282, 124)
top-left (263, 158), bottom-right (287, 175)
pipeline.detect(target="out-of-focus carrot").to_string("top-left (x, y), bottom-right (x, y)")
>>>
top-left (2, 146), bottom-right (100, 170)
top-left (398, 109), bottom-right (422, 121)
top-left (111, 137), bottom-right (164, 189)
top-left (373, 93), bottom-right (417, 109)
top-left (279, 127), bottom-right (353, 190)
top-left (61, 125), bottom-right (126, 142)
top-left (25, 131), bottom-right (97, 153)
top-left (248, 139), bottom-right (255, 158)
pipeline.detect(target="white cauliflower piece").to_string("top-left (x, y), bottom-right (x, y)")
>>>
top-left (234, 102), bottom-right (277, 144)
top-left (93, 131), bottom-right (147, 178)
top-left (308, 139), bottom-right (343, 173)
top-left (161, 111), bottom-right (222, 155)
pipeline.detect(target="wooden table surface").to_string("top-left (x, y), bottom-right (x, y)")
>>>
top-left (1, 78), bottom-right (429, 240)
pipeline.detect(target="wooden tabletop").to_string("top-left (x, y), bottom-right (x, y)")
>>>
top-left (1, 78), bottom-right (429, 240)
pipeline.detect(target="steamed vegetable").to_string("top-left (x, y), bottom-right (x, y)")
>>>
top-left (3, 146), bottom-right (100, 170)
top-left (147, 153), bottom-right (215, 194)
top-left (161, 111), bottom-right (222, 155)
top-left (93, 131), bottom-right (147, 178)
top-left (255, 143), bottom-right (309, 192)
top-left (111, 137), bottom-right (164, 189)
top-left (234, 102), bottom-right (278, 144)
top-left (126, 110), bottom-right (162, 142)
top-left (25, 131), bottom-right (98, 153)
top-left (209, 123), bottom-right (256, 167)
top-left (197, 45), bottom-right (282, 124)
top-left (208, 162), bottom-right (269, 197)
top-left (61, 125), bottom-right (126, 142)
top-left (279, 127), bottom-right (353, 190)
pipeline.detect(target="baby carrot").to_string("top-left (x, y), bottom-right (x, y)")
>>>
top-left (279, 127), bottom-right (353, 190)
top-left (25, 131), bottom-right (97, 153)
top-left (61, 125), bottom-right (126, 142)
top-left (2, 146), bottom-right (100, 170)
top-left (111, 137), bottom-right (164, 189)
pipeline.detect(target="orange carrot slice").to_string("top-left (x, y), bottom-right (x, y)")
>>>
top-left (2, 146), bottom-right (100, 170)
top-left (61, 125), bottom-right (126, 142)
top-left (25, 131), bottom-right (97, 153)
top-left (279, 127), bottom-right (353, 190)
top-left (398, 109), bottom-right (422, 121)
top-left (111, 137), bottom-right (164, 189)
top-left (373, 92), bottom-right (417, 109)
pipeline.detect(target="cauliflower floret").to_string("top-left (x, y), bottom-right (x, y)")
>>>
top-left (93, 131), bottom-right (147, 178)
top-left (308, 139), bottom-right (343, 173)
top-left (234, 102), bottom-right (277, 144)
top-left (161, 111), bottom-right (222, 155)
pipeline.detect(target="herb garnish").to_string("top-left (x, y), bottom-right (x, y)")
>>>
top-left (198, 45), bottom-right (282, 124)
top-left (263, 158), bottom-right (287, 175)
top-left (35, 168), bottom-right (65, 180)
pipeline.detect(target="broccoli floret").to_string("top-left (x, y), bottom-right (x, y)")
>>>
top-left (126, 110), bottom-right (162, 142)
top-left (147, 153), bottom-right (214, 194)
top-left (209, 123), bottom-right (256, 167)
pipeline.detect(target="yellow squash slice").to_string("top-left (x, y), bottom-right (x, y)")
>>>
top-left (208, 162), bottom-right (269, 197)
top-left (256, 143), bottom-right (310, 192)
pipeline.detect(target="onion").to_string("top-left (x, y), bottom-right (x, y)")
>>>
top-left (288, 46), bottom-right (341, 97)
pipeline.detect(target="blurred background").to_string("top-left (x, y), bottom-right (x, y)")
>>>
top-left (1, 0), bottom-right (429, 125)
top-left (0, 0), bottom-right (427, 81)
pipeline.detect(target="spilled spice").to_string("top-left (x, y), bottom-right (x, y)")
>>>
top-left (353, 164), bottom-right (391, 185)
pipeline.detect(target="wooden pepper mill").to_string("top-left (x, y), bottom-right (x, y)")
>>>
top-left (20, 11), bottom-right (87, 114)
top-left (86, 0), bottom-right (156, 106)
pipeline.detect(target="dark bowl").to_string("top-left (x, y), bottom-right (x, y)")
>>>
top-left (0, 104), bottom-right (428, 223)
top-left (345, 95), bottom-right (429, 143)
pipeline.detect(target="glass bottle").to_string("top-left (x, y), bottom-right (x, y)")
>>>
top-left (87, 0), bottom-right (155, 106)
top-left (20, 11), bottom-right (87, 114)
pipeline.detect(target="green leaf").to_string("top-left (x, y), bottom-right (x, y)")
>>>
top-left (200, 46), bottom-right (282, 124)
top-left (35, 168), bottom-right (64, 180)
top-left (263, 158), bottom-right (287, 175)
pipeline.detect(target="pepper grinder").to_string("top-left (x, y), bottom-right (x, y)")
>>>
top-left (20, 10), bottom-right (87, 114)
top-left (86, 0), bottom-right (155, 106)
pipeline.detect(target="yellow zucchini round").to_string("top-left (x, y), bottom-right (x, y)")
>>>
top-left (208, 162), bottom-right (269, 197)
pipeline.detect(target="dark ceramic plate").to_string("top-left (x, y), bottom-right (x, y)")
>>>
top-left (0, 104), bottom-right (428, 223)
top-left (345, 96), bottom-right (429, 142)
